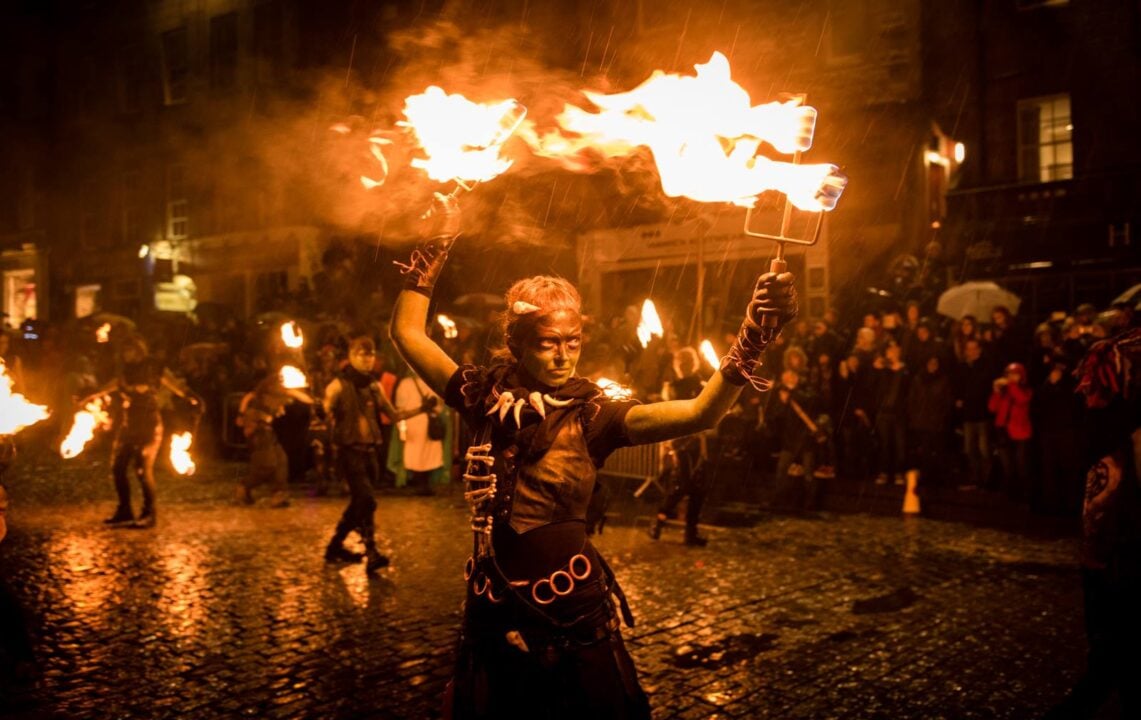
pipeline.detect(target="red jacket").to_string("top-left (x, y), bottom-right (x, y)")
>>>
top-left (988, 383), bottom-right (1033, 441)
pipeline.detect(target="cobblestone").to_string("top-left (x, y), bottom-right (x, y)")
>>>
top-left (0, 460), bottom-right (1085, 718)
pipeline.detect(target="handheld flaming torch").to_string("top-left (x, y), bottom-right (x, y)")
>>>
top-left (699, 340), bottom-right (720, 369)
top-left (60, 397), bottom-right (111, 459)
top-left (169, 432), bottom-right (196, 476)
top-left (279, 365), bottom-right (309, 390)
top-left (280, 321), bottom-right (304, 350)
top-left (636, 299), bottom-right (664, 348)
top-left (437, 314), bottom-right (459, 340)
top-left (0, 362), bottom-right (49, 437)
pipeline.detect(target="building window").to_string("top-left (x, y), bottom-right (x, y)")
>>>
top-left (1018, 94), bottom-right (1073, 183)
top-left (3, 269), bottom-right (37, 327)
top-left (160, 26), bottom-right (190, 105)
top-left (210, 12), bottom-right (239, 92)
top-left (167, 164), bottom-right (189, 239)
top-left (75, 284), bottom-right (102, 318)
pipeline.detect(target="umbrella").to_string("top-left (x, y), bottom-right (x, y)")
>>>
top-left (937, 281), bottom-right (1021, 320)
top-left (1111, 283), bottom-right (1141, 309)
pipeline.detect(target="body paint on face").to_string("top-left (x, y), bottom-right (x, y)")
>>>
top-left (518, 309), bottom-right (583, 389)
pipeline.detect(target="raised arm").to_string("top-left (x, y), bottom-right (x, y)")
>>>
top-left (625, 271), bottom-right (797, 445)
top-left (390, 195), bottom-right (461, 397)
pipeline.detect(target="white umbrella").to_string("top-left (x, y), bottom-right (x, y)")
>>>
top-left (1111, 283), bottom-right (1141, 308)
top-left (937, 281), bottom-right (1021, 320)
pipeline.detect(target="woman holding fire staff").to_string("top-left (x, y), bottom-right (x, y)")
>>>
top-left (389, 184), bottom-right (835, 717)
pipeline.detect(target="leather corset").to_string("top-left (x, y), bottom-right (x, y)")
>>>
top-left (333, 380), bottom-right (383, 446)
top-left (496, 418), bottom-right (596, 534)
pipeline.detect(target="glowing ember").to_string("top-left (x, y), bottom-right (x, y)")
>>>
top-left (0, 362), bottom-right (49, 436)
top-left (437, 314), bottom-right (458, 340)
top-left (169, 432), bottom-right (196, 476)
top-left (280, 321), bottom-right (304, 349)
top-left (279, 365), bottom-right (308, 389)
top-left (636, 299), bottom-right (664, 348)
top-left (96, 323), bottom-right (112, 343)
top-left (596, 378), bottom-right (634, 401)
top-left (699, 340), bottom-right (720, 368)
top-left (529, 52), bottom-right (845, 209)
top-left (398, 86), bottom-right (527, 183)
top-left (60, 399), bottom-right (111, 459)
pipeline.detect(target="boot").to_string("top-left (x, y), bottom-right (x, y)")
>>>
top-left (133, 505), bottom-right (156, 529)
top-left (324, 542), bottom-right (364, 564)
top-left (648, 514), bottom-right (664, 540)
top-left (103, 507), bottom-right (135, 526)
top-left (684, 525), bottom-right (708, 547)
top-left (365, 547), bottom-right (390, 575)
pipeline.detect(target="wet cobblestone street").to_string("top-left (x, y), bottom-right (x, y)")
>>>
top-left (1, 460), bottom-right (1086, 719)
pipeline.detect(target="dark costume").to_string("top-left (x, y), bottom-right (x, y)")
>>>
top-left (650, 374), bottom-right (709, 544)
top-left (106, 358), bottom-right (164, 525)
top-left (325, 366), bottom-right (390, 570)
top-left (443, 363), bottom-right (650, 720)
top-left (238, 377), bottom-right (290, 504)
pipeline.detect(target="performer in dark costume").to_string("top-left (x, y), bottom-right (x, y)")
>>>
top-left (322, 336), bottom-right (429, 574)
top-left (237, 370), bottom-right (313, 508)
top-left (85, 337), bottom-right (197, 528)
top-left (390, 194), bottom-right (804, 719)
top-left (649, 347), bottom-right (711, 546)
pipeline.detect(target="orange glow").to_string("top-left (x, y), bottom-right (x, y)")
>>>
top-left (279, 365), bottom-right (308, 389)
top-left (437, 314), bottom-right (458, 339)
top-left (280, 321), bottom-right (304, 349)
top-left (596, 378), bottom-right (634, 401)
top-left (60, 398), bottom-right (111, 459)
top-left (95, 323), bottom-right (112, 343)
top-left (0, 361), bottom-right (49, 436)
top-left (169, 432), bottom-right (196, 476)
top-left (527, 52), bottom-right (845, 209)
top-left (699, 340), bottom-right (720, 368)
top-left (398, 86), bottom-right (526, 183)
top-left (636, 299), bottom-right (664, 348)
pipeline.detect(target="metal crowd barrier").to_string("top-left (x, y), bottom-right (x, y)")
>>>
top-left (602, 442), bottom-right (663, 497)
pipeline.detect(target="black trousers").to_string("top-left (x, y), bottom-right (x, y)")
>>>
top-left (111, 426), bottom-right (162, 516)
top-left (333, 445), bottom-right (380, 548)
top-left (657, 444), bottom-right (706, 534)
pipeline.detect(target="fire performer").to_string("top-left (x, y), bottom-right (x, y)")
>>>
top-left (648, 347), bottom-right (712, 546)
top-left (82, 337), bottom-right (198, 528)
top-left (390, 197), bottom-right (799, 718)
top-left (236, 367), bottom-right (314, 509)
top-left (321, 337), bottom-right (432, 574)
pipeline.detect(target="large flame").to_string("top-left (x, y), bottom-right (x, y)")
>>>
top-left (528, 52), bottom-right (845, 209)
top-left (0, 362), bottom-right (49, 436)
top-left (399, 86), bottom-right (527, 183)
top-left (699, 340), bottom-right (720, 368)
top-left (279, 365), bottom-right (308, 389)
top-left (60, 399), bottom-right (111, 459)
top-left (596, 377), bottom-right (634, 401)
top-left (169, 432), bottom-right (196, 476)
top-left (636, 299), bottom-right (664, 348)
top-left (437, 314), bottom-right (458, 340)
top-left (280, 321), bottom-right (304, 349)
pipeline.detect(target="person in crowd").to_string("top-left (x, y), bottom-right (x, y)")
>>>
top-left (808, 318), bottom-right (844, 363)
top-left (323, 337), bottom-right (423, 574)
top-left (903, 317), bottom-right (946, 372)
top-left (988, 362), bottom-right (1034, 501)
top-left (873, 341), bottom-right (910, 486)
top-left (388, 187), bottom-right (810, 718)
top-left (951, 314), bottom-right (980, 363)
top-left (1033, 361), bottom-right (1080, 514)
top-left (837, 352), bottom-right (876, 481)
top-left (906, 355), bottom-right (954, 489)
top-left (0, 480), bottom-right (37, 693)
top-left (1029, 322), bottom-right (1065, 388)
top-left (766, 368), bottom-right (821, 509)
top-left (985, 305), bottom-right (1023, 369)
top-left (649, 347), bottom-right (712, 546)
top-left (851, 326), bottom-right (878, 368)
top-left (236, 369), bottom-right (313, 508)
top-left (393, 370), bottom-right (446, 496)
top-left (82, 336), bottom-right (198, 528)
top-left (787, 319), bottom-right (813, 351)
top-left (781, 345), bottom-right (810, 386)
top-left (954, 338), bottom-right (994, 490)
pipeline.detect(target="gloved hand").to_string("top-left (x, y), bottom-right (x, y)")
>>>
top-left (720, 272), bottom-right (798, 390)
top-left (397, 192), bottom-right (462, 297)
top-left (746, 271), bottom-right (798, 332)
